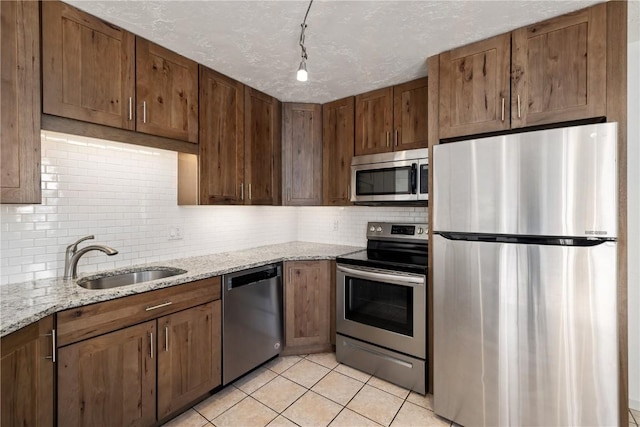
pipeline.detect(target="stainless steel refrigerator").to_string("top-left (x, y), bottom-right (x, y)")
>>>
top-left (432, 122), bottom-right (619, 427)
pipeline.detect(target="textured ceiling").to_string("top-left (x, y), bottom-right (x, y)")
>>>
top-left (66, 0), bottom-right (619, 103)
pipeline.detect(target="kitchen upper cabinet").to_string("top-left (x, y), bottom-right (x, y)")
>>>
top-left (1, 0), bottom-right (41, 204)
top-left (283, 260), bottom-right (331, 354)
top-left (42, 1), bottom-right (198, 145)
top-left (282, 103), bottom-right (323, 206)
top-left (245, 87), bottom-right (282, 205)
top-left (355, 78), bottom-right (429, 155)
top-left (393, 78), bottom-right (429, 150)
top-left (1, 316), bottom-right (54, 427)
top-left (58, 321), bottom-right (157, 426)
top-left (439, 33), bottom-right (512, 139)
top-left (323, 97), bottom-right (354, 206)
top-left (42, 0), bottom-right (135, 130)
top-left (157, 301), bottom-right (221, 420)
top-left (136, 38), bottom-right (199, 143)
top-left (511, 3), bottom-right (606, 128)
top-left (439, 3), bottom-right (607, 139)
top-left (199, 67), bottom-right (245, 204)
top-left (355, 87), bottom-right (393, 155)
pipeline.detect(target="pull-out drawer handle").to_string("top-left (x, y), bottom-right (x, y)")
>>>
top-left (145, 301), bottom-right (172, 311)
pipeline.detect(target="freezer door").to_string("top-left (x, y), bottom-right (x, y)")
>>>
top-left (433, 122), bottom-right (617, 238)
top-left (433, 234), bottom-right (618, 427)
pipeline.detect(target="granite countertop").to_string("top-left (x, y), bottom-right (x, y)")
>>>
top-left (0, 241), bottom-right (363, 337)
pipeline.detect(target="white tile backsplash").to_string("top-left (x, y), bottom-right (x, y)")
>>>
top-left (0, 131), bottom-right (426, 286)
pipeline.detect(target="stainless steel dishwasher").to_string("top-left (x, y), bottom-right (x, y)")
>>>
top-left (222, 263), bottom-right (283, 385)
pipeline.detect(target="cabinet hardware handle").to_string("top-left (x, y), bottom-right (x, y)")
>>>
top-left (165, 326), bottom-right (169, 352)
top-left (249, 184), bottom-right (252, 200)
top-left (149, 332), bottom-right (154, 359)
top-left (128, 97), bottom-right (133, 121)
top-left (386, 132), bottom-right (390, 147)
top-left (143, 101), bottom-right (147, 124)
top-left (347, 184), bottom-right (351, 200)
top-left (44, 329), bottom-right (56, 363)
top-left (501, 98), bottom-right (505, 122)
top-left (517, 95), bottom-right (521, 119)
top-left (145, 301), bottom-right (172, 311)
top-left (394, 129), bottom-right (399, 147)
top-left (241, 183), bottom-right (244, 200)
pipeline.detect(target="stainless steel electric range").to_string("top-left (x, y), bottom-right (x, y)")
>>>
top-left (335, 222), bottom-right (428, 394)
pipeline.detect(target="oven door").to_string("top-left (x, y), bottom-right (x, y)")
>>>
top-left (336, 264), bottom-right (426, 358)
top-left (351, 160), bottom-right (418, 203)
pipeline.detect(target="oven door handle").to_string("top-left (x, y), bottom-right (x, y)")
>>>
top-left (337, 265), bottom-right (424, 287)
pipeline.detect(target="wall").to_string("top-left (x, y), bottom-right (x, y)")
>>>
top-left (627, 27), bottom-right (640, 411)
top-left (0, 131), bottom-right (427, 286)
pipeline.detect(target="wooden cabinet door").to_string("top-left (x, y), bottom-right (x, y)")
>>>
top-left (157, 301), bottom-right (221, 420)
top-left (58, 321), bottom-right (156, 427)
top-left (393, 78), bottom-right (429, 150)
top-left (1, 316), bottom-right (54, 427)
top-left (439, 33), bottom-right (511, 139)
top-left (284, 261), bottom-right (331, 352)
top-left (136, 38), bottom-right (199, 143)
top-left (282, 103), bottom-right (323, 206)
top-left (244, 87), bottom-right (282, 205)
top-left (323, 97), bottom-right (354, 206)
top-left (41, 0), bottom-right (135, 130)
top-left (1, 0), bottom-right (41, 204)
top-left (511, 3), bottom-right (606, 128)
top-left (355, 87), bottom-right (393, 155)
top-left (199, 67), bottom-right (245, 204)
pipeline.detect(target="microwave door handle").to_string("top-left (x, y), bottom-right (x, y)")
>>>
top-left (411, 163), bottom-right (418, 194)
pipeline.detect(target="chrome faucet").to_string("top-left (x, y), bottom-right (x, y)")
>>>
top-left (63, 235), bottom-right (118, 280)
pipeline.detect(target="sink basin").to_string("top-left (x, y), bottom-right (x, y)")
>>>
top-left (77, 267), bottom-right (187, 290)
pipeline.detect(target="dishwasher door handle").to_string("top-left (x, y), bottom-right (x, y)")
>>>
top-left (226, 267), bottom-right (280, 290)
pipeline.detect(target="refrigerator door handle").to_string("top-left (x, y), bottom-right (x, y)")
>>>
top-left (436, 232), bottom-right (611, 246)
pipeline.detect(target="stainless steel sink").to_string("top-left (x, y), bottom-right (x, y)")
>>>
top-left (77, 267), bottom-right (187, 290)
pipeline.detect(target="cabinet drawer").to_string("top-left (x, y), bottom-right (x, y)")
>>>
top-left (57, 277), bottom-right (221, 347)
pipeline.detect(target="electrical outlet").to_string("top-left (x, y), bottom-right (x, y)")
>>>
top-left (169, 226), bottom-right (183, 240)
top-left (332, 219), bottom-right (339, 231)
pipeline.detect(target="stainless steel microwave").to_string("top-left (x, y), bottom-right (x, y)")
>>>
top-left (351, 148), bottom-right (428, 204)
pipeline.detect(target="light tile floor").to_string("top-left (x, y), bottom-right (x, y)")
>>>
top-left (163, 352), bottom-right (449, 427)
top-left (630, 408), bottom-right (640, 427)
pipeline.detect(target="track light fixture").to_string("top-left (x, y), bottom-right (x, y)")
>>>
top-left (296, 0), bottom-right (313, 82)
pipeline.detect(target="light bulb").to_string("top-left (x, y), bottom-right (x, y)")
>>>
top-left (296, 61), bottom-right (308, 82)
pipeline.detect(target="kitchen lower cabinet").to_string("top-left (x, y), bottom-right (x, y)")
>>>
top-left (56, 278), bottom-right (222, 426)
top-left (58, 321), bottom-right (157, 426)
top-left (157, 301), bottom-right (221, 420)
top-left (1, 316), bottom-right (55, 427)
top-left (283, 261), bottom-right (331, 355)
top-left (1, 0), bottom-right (41, 204)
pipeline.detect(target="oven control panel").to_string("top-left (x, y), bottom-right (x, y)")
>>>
top-left (366, 222), bottom-right (428, 241)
